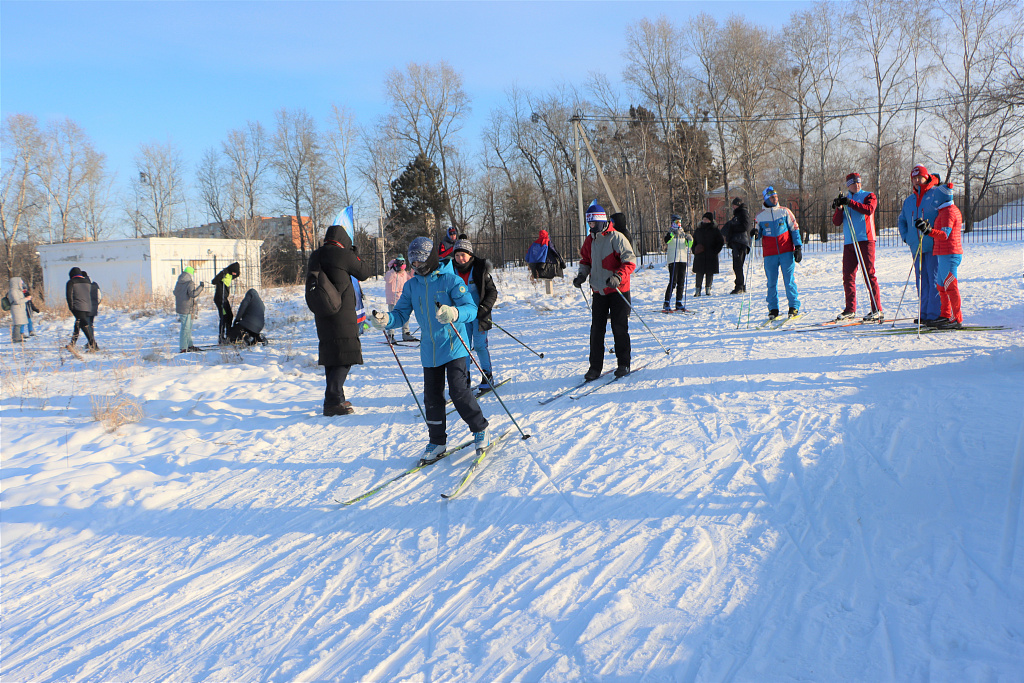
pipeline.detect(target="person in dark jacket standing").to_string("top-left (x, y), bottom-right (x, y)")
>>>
top-left (721, 197), bottom-right (754, 293)
top-left (691, 212), bottom-right (725, 296)
top-left (370, 236), bottom-right (490, 460)
top-left (308, 226), bottom-right (371, 416)
top-left (452, 238), bottom-right (499, 390)
top-left (212, 262), bottom-right (240, 343)
top-left (65, 267), bottom-right (98, 351)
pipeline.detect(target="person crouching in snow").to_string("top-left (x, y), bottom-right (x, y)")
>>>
top-left (451, 238), bottom-right (498, 391)
top-left (384, 255), bottom-right (416, 342)
top-left (572, 202), bottom-right (637, 380)
top-left (370, 236), bottom-right (490, 460)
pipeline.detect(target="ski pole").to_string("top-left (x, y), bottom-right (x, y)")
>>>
top-left (615, 290), bottom-right (671, 356)
top-left (842, 206), bottom-right (881, 318)
top-left (491, 321), bottom-right (545, 359)
top-left (891, 240), bottom-right (922, 327)
top-left (578, 285), bottom-right (592, 312)
top-left (375, 315), bottom-right (426, 423)
top-left (435, 303), bottom-right (530, 441)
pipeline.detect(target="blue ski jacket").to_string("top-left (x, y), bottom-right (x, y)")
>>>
top-left (386, 259), bottom-right (478, 368)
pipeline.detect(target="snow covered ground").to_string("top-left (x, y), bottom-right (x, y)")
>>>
top-left (2, 241), bottom-right (1023, 682)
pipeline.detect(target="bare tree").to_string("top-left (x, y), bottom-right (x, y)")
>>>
top-left (718, 16), bottom-right (786, 199)
top-left (1, 114), bottom-right (43, 278)
top-left (326, 104), bottom-right (361, 208)
top-left (684, 14), bottom-right (734, 202)
top-left (357, 120), bottom-right (404, 251)
top-left (384, 61), bottom-right (470, 229)
top-left (272, 108), bottom-right (320, 258)
top-left (849, 0), bottom-right (915, 193)
top-left (623, 15), bottom-right (686, 211)
top-left (128, 140), bottom-right (187, 237)
top-left (932, 0), bottom-right (1024, 229)
top-left (36, 118), bottom-right (105, 243)
top-left (79, 166), bottom-right (116, 241)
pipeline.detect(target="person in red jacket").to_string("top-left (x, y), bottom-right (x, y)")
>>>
top-left (831, 172), bottom-right (883, 321)
top-left (915, 188), bottom-right (964, 328)
top-left (572, 202), bottom-right (636, 380)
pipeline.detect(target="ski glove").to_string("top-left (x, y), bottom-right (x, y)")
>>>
top-left (435, 305), bottom-right (458, 324)
top-left (915, 217), bottom-right (932, 235)
top-left (663, 232), bottom-right (672, 245)
top-left (572, 273), bottom-right (587, 289)
top-left (369, 310), bottom-right (389, 330)
top-left (606, 274), bottom-right (621, 289)
top-left (794, 245), bottom-right (803, 263)
top-left (832, 194), bottom-right (849, 210)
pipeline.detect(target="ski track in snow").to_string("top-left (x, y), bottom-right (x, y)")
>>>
top-left (2, 242), bottom-right (1023, 681)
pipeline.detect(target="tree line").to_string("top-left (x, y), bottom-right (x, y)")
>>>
top-left (2, 0), bottom-right (1021, 285)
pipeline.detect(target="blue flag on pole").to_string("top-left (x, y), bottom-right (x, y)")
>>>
top-left (334, 205), bottom-right (355, 239)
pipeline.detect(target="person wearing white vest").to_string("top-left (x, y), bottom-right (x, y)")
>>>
top-left (831, 172), bottom-right (883, 321)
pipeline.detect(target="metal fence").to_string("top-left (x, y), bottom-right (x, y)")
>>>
top-left (271, 191), bottom-right (1023, 279)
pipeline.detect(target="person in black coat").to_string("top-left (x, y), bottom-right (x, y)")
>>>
top-left (691, 212), bottom-right (725, 296)
top-left (65, 267), bottom-right (98, 351)
top-left (308, 225), bottom-right (371, 416)
top-left (720, 197), bottom-right (755, 294)
top-left (212, 262), bottom-right (241, 343)
top-left (452, 238), bottom-right (499, 389)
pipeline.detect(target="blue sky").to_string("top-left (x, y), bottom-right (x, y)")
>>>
top-left (3, 0), bottom-right (813, 206)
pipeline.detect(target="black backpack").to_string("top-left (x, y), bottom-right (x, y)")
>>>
top-left (305, 250), bottom-right (342, 316)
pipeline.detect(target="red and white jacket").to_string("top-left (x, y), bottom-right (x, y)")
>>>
top-left (931, 196), bottom-right (963, 256)
top-left (579, 226), bottom-right (636, 295)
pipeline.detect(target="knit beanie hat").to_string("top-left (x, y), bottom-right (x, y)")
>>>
top-left (670, 214), bottom-right (681, 223)
top-left (762, 186), bottom-right (778, 203)
top-left (846, 172), bottom-right (861, 186)
top-left (911, 164), bottom-right (929, 179)
top-left (184, 266), bottom-right (195, 275)
top-left (585, 203), bottom-right (608, 223)
top-left (702, 211), bottom-right (715, 222)
top-left (69, 267), bottom-right (82, 278)
top-left (407, 236), bottom-right (434, 264)
top-left (453, 238), bottom-right (474, 255)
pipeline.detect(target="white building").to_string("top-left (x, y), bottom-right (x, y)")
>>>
top-left (37, 238), bottom-right (263, 304)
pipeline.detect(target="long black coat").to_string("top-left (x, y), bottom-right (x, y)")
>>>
top-left (691, 222), bottom-right (725, 274)
top-left (311, 226), bottom-right (371, 367)
top-left (455, 257), bottom-right (498, 331)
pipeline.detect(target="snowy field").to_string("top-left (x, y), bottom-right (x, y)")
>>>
top-left (2, 241), bottom-right (1023, 682)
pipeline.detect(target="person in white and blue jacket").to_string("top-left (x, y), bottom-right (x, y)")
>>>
top-left (371, 236), bottom-right (490, 459)
top-left (755, 186), bottom-right (803, 319)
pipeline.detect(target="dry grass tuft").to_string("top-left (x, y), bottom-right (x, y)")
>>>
top-left (91, 393), bottom-right (145, 432)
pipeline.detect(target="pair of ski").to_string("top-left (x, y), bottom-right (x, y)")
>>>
top-left (860, 324), bottom-right (1008, 336)
top-left (781, 316), bottom-right (910, 332)
top-left (755, 313), bottom-right (803, 330)
top-left (377, 340), bottom-right (419, 348)
top-left (658, 308), bottom-right (696, 316)
top-left (537, 354), bottom-right (663, 405)
top-left (445, 378), bottom-right (511, 415)
top-left (337, 427), bottom-right (514, 505)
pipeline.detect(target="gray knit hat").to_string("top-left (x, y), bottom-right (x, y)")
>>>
top-left (407, 236), bottom-right (434, 264)
top-left (453, 238), bottom-right (474, 255)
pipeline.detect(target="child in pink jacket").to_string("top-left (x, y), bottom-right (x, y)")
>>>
top-left (384, 255), bottom-right (416, 342)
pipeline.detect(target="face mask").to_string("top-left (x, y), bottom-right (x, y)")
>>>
top-left (415, 263), bottom-right (432, 276)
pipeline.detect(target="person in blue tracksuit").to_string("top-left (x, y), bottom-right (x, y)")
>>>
top-left (371, 236), bottom-right (490, 459)
top-left (897, 164), bottom-right (945, 323)
top-left (754, 186), bottom-right (803, 318)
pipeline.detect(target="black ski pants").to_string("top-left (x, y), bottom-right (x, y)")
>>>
top-left (663, 262), bottom-right (687, 305)
top-left (70, 312), bottom-right (96, 347)
top-left (423, 357), bottom-right (488, 445)
top-left (590, 290), bottom-right (631, 372)
top-left (732, 247), bottom-right (748, 290)
top-left (324, 364), bottom-right (351, 407)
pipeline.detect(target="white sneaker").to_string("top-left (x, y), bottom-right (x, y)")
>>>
top-left (472, 428), bottom-right (489, 453)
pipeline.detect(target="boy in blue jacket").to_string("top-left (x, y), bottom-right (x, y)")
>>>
top-left (371, 236), bottom-right (490, 460)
